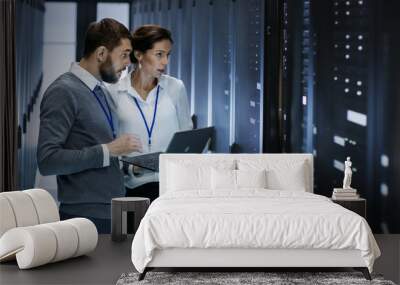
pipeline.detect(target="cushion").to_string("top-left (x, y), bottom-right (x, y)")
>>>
top-left (0, 196), bottom-right (16, 237)
top-left (211, 168), bottom-right (236, 189)
top-left (24, 189), bottom-right (60, 223)
top-left (0, 191), bottom-right (39, 227)
top-left (211, 168), bottom-right (267, 190)
top-left (238, 159), bottom-right (309, 191)
top-left (42, 221), bottom-right (79, 262)
top-left (65, 218), bottom-right (98, 257)
top-left (0, 225), bottom-right (57, 268)
top-left (0, 189), bottom-right (59, 237)
top-left (237, 169), bottom-right (267, 188)
top-left (166, 160), bottom-right (235, 192)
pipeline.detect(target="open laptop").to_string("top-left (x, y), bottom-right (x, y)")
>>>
top-left (121, 127), bottom-right (214, 172)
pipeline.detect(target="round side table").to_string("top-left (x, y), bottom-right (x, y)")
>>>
top-left (111, 197), bottom-right (150, 242)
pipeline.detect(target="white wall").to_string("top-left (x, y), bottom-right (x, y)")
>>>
top-left (97, 2), bottom-right (130, 28)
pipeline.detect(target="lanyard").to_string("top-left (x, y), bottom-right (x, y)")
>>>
top-left (91, 86), bottom-right (116, 139)
top-left (133, 85), bottom-right (160, 147)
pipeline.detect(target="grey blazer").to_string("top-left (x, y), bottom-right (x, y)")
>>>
top-left (37, 72), bottom-right (124, 219)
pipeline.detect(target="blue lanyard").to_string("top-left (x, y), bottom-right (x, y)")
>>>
top-left (91, 86), bottom-right (116, 139)
top-left (133, 85), bottom-right (160, 146)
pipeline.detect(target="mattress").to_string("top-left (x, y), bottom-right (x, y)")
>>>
top-left (131, 190), bottom-right (380, 273)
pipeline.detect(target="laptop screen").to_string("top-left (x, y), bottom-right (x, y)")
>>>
top-left (165, 127), bottom-right (214, 153)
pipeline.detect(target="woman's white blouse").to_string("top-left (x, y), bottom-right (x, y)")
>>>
top-left (108, 72), bottom-right (193, 189)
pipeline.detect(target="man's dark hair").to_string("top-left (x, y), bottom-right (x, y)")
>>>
top-left (83, 18), bottom-right (131, 58)
top-left (130, 25), bottom-right (173, 63)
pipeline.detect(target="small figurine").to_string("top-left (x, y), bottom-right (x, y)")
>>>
top-left (343, 157), bottom-right (353, 189)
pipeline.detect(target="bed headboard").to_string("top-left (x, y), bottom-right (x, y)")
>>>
top-left (159, 153), bottom-right (314, 195)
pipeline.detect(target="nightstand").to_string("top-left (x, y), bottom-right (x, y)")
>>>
top-left (331, 198), bottom-right (366, 218)
top-left (111, 197), bottom-right (150, 242)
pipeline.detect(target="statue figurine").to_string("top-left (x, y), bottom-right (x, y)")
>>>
top-left (343, 157), bottom-right (353, 189)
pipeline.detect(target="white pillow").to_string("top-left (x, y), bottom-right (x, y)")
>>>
top-left (237, 169), bottom-right (267, 188)
top-left (211, 168), bottom-right (236, 189)
top-left (265, 166), bottom-right (306, 191)
top-left (238, 159), bottom-right (308, 192)
top-left (166, 160), bottom-right (235, 192)
top-left (211, 168), bottom-right (267, 190)
top-left (167, 163), bottom-right (210, 191)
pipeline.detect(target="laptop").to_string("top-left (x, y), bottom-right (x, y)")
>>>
top-left (121, 127), bottom-right (214, 172)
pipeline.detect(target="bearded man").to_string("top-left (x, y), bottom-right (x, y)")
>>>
top-left (37, 18), bottom-right (142, 233)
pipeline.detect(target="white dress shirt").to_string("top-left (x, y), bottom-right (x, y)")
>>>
top-left (109, 71), bottom-right (193, 189)
top-left (69, 62), bottom-right (110, 167)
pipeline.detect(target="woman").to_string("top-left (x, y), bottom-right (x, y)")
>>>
top-left (110, 25), bottom-right (192, 202)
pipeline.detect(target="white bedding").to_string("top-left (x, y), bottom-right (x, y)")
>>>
top-left (131, 190), bottom-right (380, 273)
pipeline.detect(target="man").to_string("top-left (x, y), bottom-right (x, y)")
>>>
top-left (37, 18), bottom-right (142, 233)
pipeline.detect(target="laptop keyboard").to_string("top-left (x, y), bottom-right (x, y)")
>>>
top-left (122, 152), bottom-right (163, 172)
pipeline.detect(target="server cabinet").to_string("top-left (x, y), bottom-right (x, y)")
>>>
top-left (233, 0), bottom-right (264, 153)
top-left (130, 0), bottom-right (265, 153)
top-left (210, 0), bottom-right (231, 152)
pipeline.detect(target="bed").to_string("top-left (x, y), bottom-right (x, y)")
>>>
top-left (131, 154), bottom-right (380, 280)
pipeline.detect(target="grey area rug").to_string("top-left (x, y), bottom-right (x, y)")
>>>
top-left (116, 272), bottom-right (396, 285)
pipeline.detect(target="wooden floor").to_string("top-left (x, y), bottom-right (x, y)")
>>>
top-left (0, 235), bottom-right (399, 285)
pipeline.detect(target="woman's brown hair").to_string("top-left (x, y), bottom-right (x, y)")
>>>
top-left (130, 25), bottom-right (173, 64)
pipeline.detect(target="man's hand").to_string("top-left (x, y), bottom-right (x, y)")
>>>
top-left (106, 134), bottom-right (142, 156)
